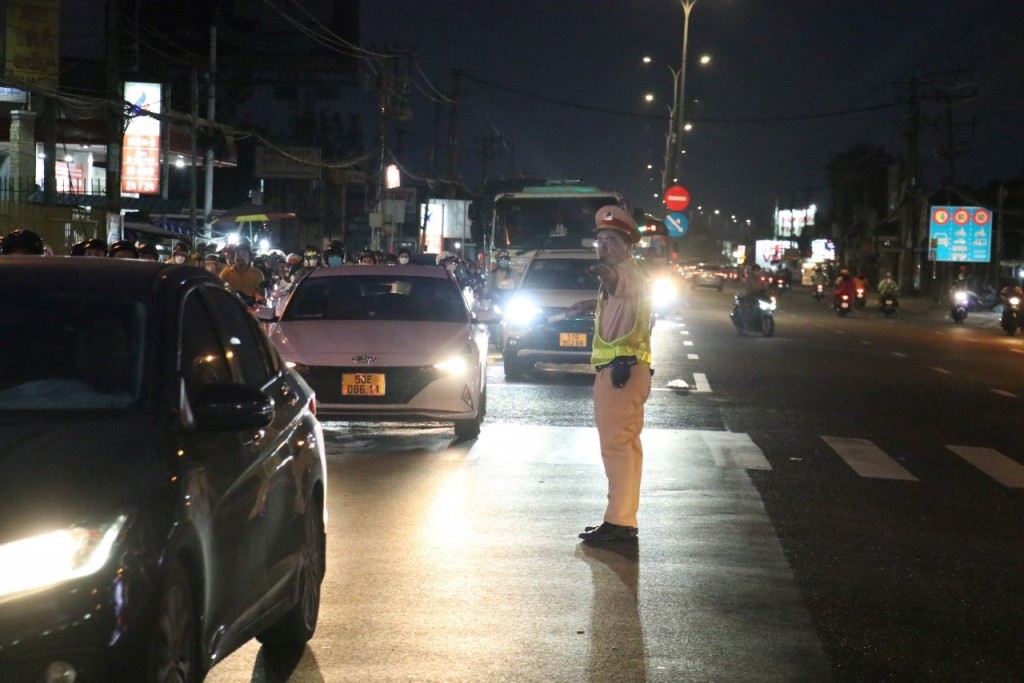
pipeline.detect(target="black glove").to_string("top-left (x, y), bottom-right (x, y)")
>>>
top-left (610, 356), bottom-right (637, 388)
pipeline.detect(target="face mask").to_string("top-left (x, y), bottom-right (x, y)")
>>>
top-left (327, 256), bottom-right (343, 267)
top-left (173, 254), bottom-right (187, 264)
top-left (398, 256), bottom-right (409, 265)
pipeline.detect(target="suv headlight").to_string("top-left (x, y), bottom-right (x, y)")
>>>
top-left (0, 514), bottom-right (128, 598)
top-left (505, 297), bottom-right (542, 326)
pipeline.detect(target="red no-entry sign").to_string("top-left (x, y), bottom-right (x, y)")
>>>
top-left (664, 185), bottom-right (690, 212)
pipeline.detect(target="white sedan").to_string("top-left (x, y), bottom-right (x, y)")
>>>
top-left (264, 265), bottom-right (494, 440)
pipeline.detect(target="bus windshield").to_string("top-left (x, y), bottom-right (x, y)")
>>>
top-left (492, 194), bottom-right (622, 252)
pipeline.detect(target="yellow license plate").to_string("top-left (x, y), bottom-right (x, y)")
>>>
top-left (559, 332), bottom-right (588, 348)
top-left (342, 373), bottom-right (386, 396)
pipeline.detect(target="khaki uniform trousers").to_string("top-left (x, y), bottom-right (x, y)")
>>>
top-left (593, 362), bottom-right (652, 527)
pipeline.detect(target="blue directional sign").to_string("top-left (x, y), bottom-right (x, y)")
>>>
top-left (928, 206), bottom-right (992, 263)
top-left (664, 212), bottom-right (688, 237)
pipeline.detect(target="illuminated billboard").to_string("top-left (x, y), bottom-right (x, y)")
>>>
top-left (774, 205), bottom-right (817, 238)
top-left (121, 82), bottom-right (161, 195)
top-left (928, 206), bottom-right (992, 263)
top-left (755, 239), bottom-right (798, 269)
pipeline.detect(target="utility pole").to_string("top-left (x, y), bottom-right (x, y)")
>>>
top-left (106, 0), bottom-right (123, 241)
top-left (202, 25), bottom-right (217, 245)
top-left (445, 69), bottom-right (462, 199)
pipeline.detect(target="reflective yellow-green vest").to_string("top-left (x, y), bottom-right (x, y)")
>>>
top-left (591, 259), bottom-right (652, 367)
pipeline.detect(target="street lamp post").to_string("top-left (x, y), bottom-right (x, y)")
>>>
top-left (661, 0), bottom-right (698, 195)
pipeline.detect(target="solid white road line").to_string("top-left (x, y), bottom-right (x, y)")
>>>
top-left (891, 351), bottom-right (908, 358)
top-left (948, 446), bottom-right (1024, 488)
top-left (821, 436), bottom-right (919, 481)
top-left (700, 431), bottom-right (773, 470)
top-left (932, 367), bottom-right (952, 375)
top-left (991, 389), bottom-right (1017, 398)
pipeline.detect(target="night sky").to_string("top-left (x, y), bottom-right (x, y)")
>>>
top-left (362, 1), bottom-right (1024, 225)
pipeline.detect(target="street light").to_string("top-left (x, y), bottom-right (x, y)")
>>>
top-left (662, 0), bottom-right (698, 195)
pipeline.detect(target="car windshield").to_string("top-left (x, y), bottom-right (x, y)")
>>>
top-left (282, 274), bottom-right (470, 323)
top-left (520, 258), bottom-right (599, 291)
top-left (0, 293), bottom-right (145, 411)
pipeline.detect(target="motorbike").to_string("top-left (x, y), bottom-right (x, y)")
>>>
top-left (854, 285), bottom-right (867, 310)
top-left (731, 292), bottom-right (776, 337)
top-left (950, 289), bottom-right (969, 324)
top-left (813, 282), bottom-right (825, 302)
top-left (879, 291), bottom-right (899, 318)
top-left (835, 292), bottom-right (853, 317)
top-left (1000, 295), bottom-right (1022, 335)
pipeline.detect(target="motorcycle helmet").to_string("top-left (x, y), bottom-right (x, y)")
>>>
top-left (357, 250), bottom-right (377, 265)
top-left (286, 252), bottom-right (302, 266)
top-left (108, 240), bottom-right (140, 258)
top-left (0, 229), bottom-right (45, 255)
top-left (70, 240), bottom-right (88, 256)
top-left (80, 236), bottom-right (109, 254)
top-left (138, 242), bottom-right (160, 260)
top-left (383, 252), bottom-right (399, 265)
top-left (324, 241), bottom-right (345, 267)
top-left (495, 250), bottom-right (511, 269)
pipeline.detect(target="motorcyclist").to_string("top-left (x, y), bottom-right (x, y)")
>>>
top-left (877, 272), bottom-right (898, 295)
top-left (108, 240), bottom-right (139, 259)
top-left (999, 279), bottom-right (1023, 330)
top-left (323, 241), bottom-right (346, 267)
top-left (219, 238), bottom-right (266, 305)
top-left (80, 237), bottom-right (108, 258)
top-left (833, 267), bottom-right (856, 306)
top-left (738, 264), bottom-right (768, 313)
top-left (397, 248), bottom-right (412, 265)
top-left (290, 245), bottom-right (322, 281)
top-left (138, 242), bottom-right (161, 261)
top-left (0, 229), bottom-right (46, 255)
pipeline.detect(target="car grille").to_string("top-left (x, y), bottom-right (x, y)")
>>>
top-left (521, 311), bottom-right (594, 350)
top-left (296, 365), bottom-right (442, 404)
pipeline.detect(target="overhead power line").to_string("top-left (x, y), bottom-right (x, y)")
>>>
top-left (463, 72), bottom-right (902, 124)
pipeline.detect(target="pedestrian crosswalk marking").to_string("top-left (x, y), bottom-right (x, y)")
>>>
top-left (692, 373), bottom-right (711, 393)
top-left (701, 431), bottom-right (772, 470)
top-left (821, 436), bottom-right (919, 481)
top-left (948, 446), bottom-right (1024, 488)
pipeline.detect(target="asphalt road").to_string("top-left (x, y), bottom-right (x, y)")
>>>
top-left (207, 282), bottom-right (1024, 682)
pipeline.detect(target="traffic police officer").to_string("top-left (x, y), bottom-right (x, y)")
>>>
top-left (567, 205), bottom-right (653, 542)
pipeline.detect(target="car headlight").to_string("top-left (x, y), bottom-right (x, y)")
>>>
top-left (434, 354), bottom-right (469, 377)
top-left (651, 277), bottom-right (678, 307)
top-left (435, 343), bottom-right (475, 378)
top-left (0, 514), bottom-right (128, 598)
top-left (505, 296), bottom-right (542, 326)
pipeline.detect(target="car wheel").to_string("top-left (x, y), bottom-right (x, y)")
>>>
top-left (258, 494), bottom-right (325, 646)
top-left (147, 559), bottom-right (201, 683)
top-left (454, 391), bottom-right (485, 440)
top-left (503, 351), bottom-right (525, 381)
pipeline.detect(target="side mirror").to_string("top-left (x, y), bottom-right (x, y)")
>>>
top-left (192, 383), bottom-right (275, 431)
top-left (473, 308), bottom-right (503, 325)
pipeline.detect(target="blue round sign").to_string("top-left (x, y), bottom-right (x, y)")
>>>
top-left (664, 212), bottom-right (688, 237)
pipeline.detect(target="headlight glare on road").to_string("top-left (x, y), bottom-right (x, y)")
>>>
top-left (0, 514), bottom-right (128, 598)
top-left (505, 297), bottom-right (541, 326)
top-left (651, 277), bottom-right (678, 307)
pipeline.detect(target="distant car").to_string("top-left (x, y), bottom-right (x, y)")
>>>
top-left (691, 263), bottom-right (727, 291)
top-left (265, 265), bottom-right (494, 440)
top-left (0, 257), bottom-right (327, 681)
top-left (501, 249), bottom-right (599, 380)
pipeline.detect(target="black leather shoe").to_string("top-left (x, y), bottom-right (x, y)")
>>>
top-left (579, 522), bottom-right (638, 542)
